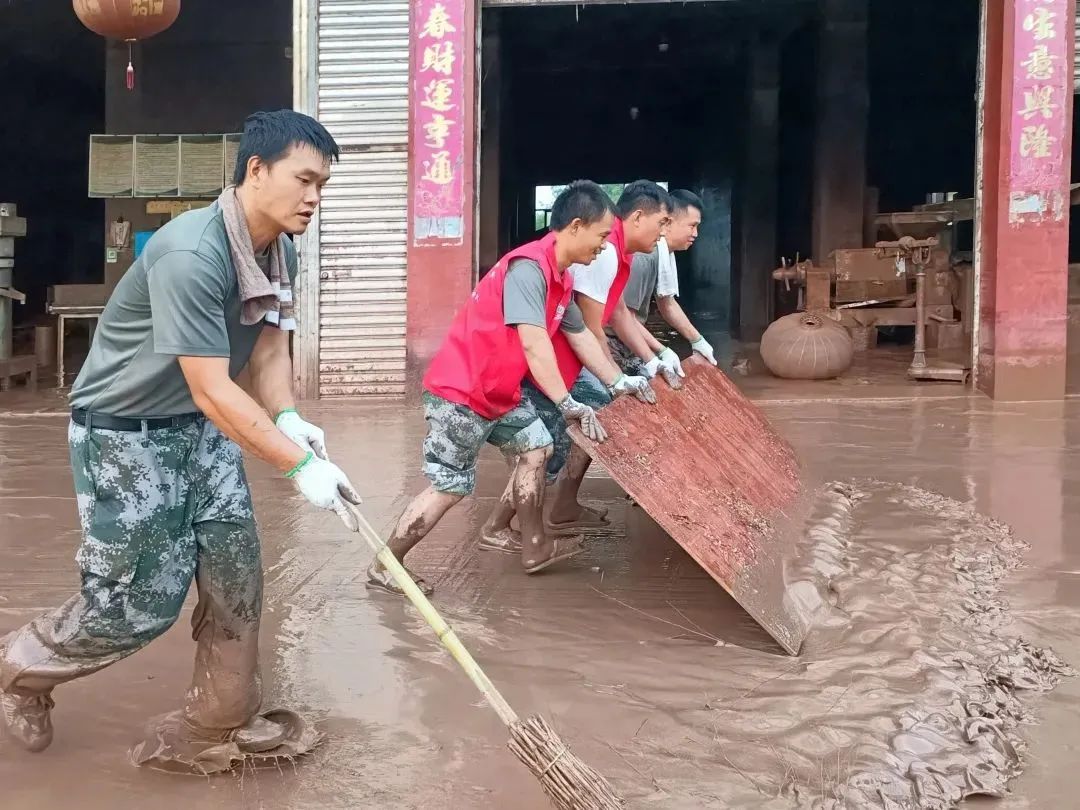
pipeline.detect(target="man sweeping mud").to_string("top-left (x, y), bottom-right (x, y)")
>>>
top-left (367, 181), bottom-right (655, 597)
top-left (0, 111), bottom-right (355, 763)
top-left (480, 181), bottom-right (670, 546)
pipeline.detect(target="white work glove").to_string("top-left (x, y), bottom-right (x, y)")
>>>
top-left (276, 408), bottom-right (328, 460)
top-left (608, 374), bottom-right (657, 404)
top-left (658, 347), bottom-right (686, 378)
top-left (644, 348), bottom-right (684, 390)
top-left (558, 395), bottom-right (608, 443)
top-left (288, 453), bottom-right (363, 529)
top-left (691, 336), bottom-right (717, 365)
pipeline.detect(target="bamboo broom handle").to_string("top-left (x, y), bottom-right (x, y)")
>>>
top-left (343, 502), bottom-right (521, 728)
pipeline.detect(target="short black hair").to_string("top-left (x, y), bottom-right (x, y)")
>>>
top-left (669, 189), bottom-right (704, 217)
top-left (550, 180), bottom-right (616, 231)
top-left (616, 180), bottom-right (671, 219)
top-left (233, 110), bottom-right (341, 186)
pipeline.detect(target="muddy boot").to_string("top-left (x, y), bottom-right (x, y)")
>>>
top-left (0, 690), bottom-right (54, 753)
top-left (232, 714), bottom-right (288, 753)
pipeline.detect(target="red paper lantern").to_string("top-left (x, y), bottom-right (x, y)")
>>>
top-left (73, 0), bottom-right (182, 90)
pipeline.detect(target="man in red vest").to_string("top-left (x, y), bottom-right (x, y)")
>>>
top-left (479, 181), bottom-right (671, 548)
top-left (367, 181), bottom-right (655, 596)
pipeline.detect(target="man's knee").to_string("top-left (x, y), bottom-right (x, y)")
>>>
top-left (430, 488), bottom-right (467, 508)
top-left (519, 444), bottom-right (554, 469)
top-left (86, 574), bottom-right (185, 647)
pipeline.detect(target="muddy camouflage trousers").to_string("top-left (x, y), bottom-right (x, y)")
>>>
top-left (0, 418), bottom-right (263, 739)
top-left (422, 392), bottom-right (553, 496)
top-left (520, 370), bottom-right (612, 483)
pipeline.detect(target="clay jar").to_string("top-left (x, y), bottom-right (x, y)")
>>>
top-left (760, 312), bottom-right (854, 380)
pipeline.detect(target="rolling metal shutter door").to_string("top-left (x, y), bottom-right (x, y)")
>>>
top-left (317, 0), bottom-right (409, 397)
top-left (1075, 9), bottom-right (1080, 92)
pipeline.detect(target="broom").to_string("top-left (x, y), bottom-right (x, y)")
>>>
top-left (340, 501), bottom-right (623, 810)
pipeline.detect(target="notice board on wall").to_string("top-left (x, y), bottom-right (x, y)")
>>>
top-left (89, 133), bottom-right (241, 199)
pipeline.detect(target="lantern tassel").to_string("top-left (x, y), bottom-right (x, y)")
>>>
top-left (126, 40), bottom-right (135, 91)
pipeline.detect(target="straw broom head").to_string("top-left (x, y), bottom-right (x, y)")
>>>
top-left (508, 715), bottom-right (624, 810)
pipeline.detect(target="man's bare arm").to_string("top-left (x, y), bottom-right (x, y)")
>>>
top-left (563, 328), bottom-right (621, 386)
top-left (656, 295), bottom-right (702, 343)
top-left (517, 325), bottom-right (571, 404)
top-left (179, 356), bottom-right (307, 474)
top-left (609, 297), bottom-right (656, 362)
top-left (248, 327), bottom-right (296, 418)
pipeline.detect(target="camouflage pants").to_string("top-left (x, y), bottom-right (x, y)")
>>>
top-left (608, 336), bottom-right (649, 377)
top-left (520, 369), bottom-right (612, 483)
top-left (422, 392), bottom-right (553, 495)
top-left (0, 418), bottom-right (263, 738)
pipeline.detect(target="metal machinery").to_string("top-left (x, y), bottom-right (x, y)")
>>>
top-left (770, 195), bottom-right (973, 383)
top-left (875, 236), bottom-right (969, 383)
top-left (0, 203), bottom-right (35, 391)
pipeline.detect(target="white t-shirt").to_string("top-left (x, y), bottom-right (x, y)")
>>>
top-left (570, 242), bottom-right (620, 304)
top-left (656, 237), bottom-right (681, 299)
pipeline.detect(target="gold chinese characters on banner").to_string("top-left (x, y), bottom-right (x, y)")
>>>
top-left (1010, 0), bottom-right (1070, 220)
top-left (412, 1), bottom-right (466, 245)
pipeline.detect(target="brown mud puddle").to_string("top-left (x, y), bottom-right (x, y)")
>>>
top-left (659, 480), bottom-right (1076, 808)
top-left (0, 404), bottom-right (1076, 809)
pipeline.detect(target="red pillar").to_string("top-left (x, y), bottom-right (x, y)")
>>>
top-left (977, 0), bottom-right (1075, 400)
top-left (405, 0), bottom-right (478, 388)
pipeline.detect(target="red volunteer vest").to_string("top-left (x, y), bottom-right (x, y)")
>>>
top-left (548, 217), bottom-right (631, 388)
top-left (424, 233), bottom-right (574, 420)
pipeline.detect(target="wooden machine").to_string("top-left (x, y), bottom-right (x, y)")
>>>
top-left (770, 191), bottom-right (975, 383)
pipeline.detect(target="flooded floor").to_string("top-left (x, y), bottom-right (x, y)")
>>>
top-left (2, 388), bottom-right (1080, 808)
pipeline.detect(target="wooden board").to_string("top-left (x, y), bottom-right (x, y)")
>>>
top-left (570, 356), bottom-right (810, 655)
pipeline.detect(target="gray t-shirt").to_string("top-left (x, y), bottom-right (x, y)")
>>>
top-left (624, 248), bottom-right (660, 323)
top-left (502, 259), bottom-right (585, 333)
top-left (70, 203), bottom-right (298, 417)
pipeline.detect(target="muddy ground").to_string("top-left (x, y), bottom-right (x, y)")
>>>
top-left (2, 390), bottom-right (1080, 809)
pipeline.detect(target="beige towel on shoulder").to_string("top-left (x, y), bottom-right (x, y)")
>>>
top-left (217, 186), bottom-right (297, 330)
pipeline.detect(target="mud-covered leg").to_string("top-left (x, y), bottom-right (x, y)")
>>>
top-left (548, 444), bottom-right (597, 526)
top-left (517, 447), bottom-right (551, 568)
top-left (367, 488), bottom-right (461, 596)
top-left (542, 370), bottom-right (612, 533)
top-left (182, 518), bottom-right (264, 741)
top-left (517, 447), bottom-right (582, 573)
top-left (1, 420), bottom-right (196, 753)
top-left (479, 457), bottom-right (522, 554)
top-left (367, 393), bottom-right (489, 596)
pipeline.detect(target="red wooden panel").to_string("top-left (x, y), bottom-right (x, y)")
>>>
top-left (570, 356), bottom-right (809, 655)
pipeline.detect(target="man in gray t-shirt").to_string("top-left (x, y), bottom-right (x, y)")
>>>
top-left (70, 205), bottom-right (297, 417)
top-left (608, 190), bottom-right (719, 377)
top-left (1, 111), bottom-right (358, 767)
top-left (503, 258), bottom-right (587, 335)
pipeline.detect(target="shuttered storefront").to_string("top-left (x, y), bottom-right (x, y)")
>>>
top-left (1075, 8), bottom-right (1080, 91)
top-left (316, 0), bottom-right (409, 397)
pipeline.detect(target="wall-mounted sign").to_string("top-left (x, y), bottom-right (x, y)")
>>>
top-left (89, 133), bottom-right (241, 199)
top-left (88, 135), bottom-right (135, 198)
top-left (1008, 0), bottom-right (1071, 223)
top-left (179, 135), bottom-right (226, 197)
top-left (224, 134), bottom-right (243, 188)
top-left (411, 0), bottom-right (467, 246)
top-left (135, 135), bottom-right (180, 197)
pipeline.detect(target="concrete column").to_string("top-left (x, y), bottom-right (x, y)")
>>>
top-left (405, 0), bottom-right (478, 386)
top-left (811, 0), bottom-right (868, 263)
top-left (738, 38), bottom-right (780, 340)
top-left (975, 0), bottom-right (1075, 400)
